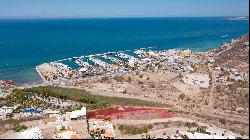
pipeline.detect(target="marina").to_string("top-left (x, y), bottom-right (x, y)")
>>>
top-left (36, 47), bottom-right (201, 84)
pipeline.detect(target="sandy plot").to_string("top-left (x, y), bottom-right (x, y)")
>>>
top-left (171, 81), bottom-right (201, 95)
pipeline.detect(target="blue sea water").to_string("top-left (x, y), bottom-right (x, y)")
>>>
top-left (0, 17), bottom-right (248, 84)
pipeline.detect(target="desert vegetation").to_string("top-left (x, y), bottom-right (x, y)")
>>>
top-left (15, 86), bottom-right (172, 110)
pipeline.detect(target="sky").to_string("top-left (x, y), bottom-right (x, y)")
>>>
top-left (0, 0), bottom-right (249, 18)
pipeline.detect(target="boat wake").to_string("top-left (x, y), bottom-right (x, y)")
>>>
top-left (221, 35), bottom-right (229, 38)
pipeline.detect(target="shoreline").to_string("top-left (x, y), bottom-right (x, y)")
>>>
top-left (1, 33), bottom-right (248, 87)
top-left (35, 66), bottom-right (46, 83)
top-left (33, 33), bottom-right (249, 86)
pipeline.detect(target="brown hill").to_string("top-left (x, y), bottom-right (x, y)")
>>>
top-left (214, 34), bottom-right (249, 76)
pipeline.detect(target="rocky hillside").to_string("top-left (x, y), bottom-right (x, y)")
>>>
top-left (214, 34), bottom-right (249, 77)
top-left (211, 34), bottom-right (249, 115)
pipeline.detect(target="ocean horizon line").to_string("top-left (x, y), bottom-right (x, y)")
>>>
top-left (0, 15), bottom-right (249, 20)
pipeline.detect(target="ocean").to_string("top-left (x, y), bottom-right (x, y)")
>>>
top-left (0, 17), bottom-right (248, 85)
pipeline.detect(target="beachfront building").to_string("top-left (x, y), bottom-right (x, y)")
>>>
top-left (182, 73), bottom-right (210, 88)
top-left (0, 80), bottom-right (14, 96)
top-left (148, 51), bottom-right (159, 59)
top-left (128, 59), bottom-right (137, 67)
top-left (178, 49), bottom-right (192, 58)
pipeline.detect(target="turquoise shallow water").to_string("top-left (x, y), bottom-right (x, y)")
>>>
top-left (0, 17), bottom-right (248, 84)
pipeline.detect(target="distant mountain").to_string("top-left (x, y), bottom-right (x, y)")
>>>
top-left (224, 16), bottom-right (249, 21)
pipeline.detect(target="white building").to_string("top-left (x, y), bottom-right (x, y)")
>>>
top-left (0, 109), bottom-right (5, 116)
top-left (43, 109), bottom-right (60, 115)
top-left (55, 114), bottom-right (71, 130)
top-left (128, 59), bottom-right (136, 67)
top-left (184, 65), bottom-right (194, 72)
top-left (233, 75), bottom-right (244, 81)
top-left (1, 106), bottom-right (16, 114)
top-left (68, 107), bottom-right (86, 120)
top-left (148, 51), bottom-right (159, 59)
top-left (207, 57), bottom-right (215, 63)
top-left (218, 77), bottom-right (227, 84)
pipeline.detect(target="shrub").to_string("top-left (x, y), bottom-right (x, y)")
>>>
top-left (178, 94), bottom-right (186, 100)
top-left (163, 122), bottom-right (170, 128)
top-left (150, 84), bottom-right (155, 88)
top-left (180, 134), bottom-right (189, 139)
top-left (196, 126), bottom-right (208, 133)
top-left (138, 80), bottom-right (143, 84)
top-left (60, 125), bottom-right (66, 131)
top-left (114, 76), bottom-right (125, 82)
top-left (147, 124), bottom-right (153, 130)
top-left (122, 89), bottom-right (127, 94)
top-left (64, 105), bottom-right (81, 112)
top-left (100, 77), bottom-right (109, 82)
top-left (219, 118), bottom-right (227, 125)
top-left (185, 122), bottom-right (198, 131)
top-left (118, 124), bottom-right (125, 131)
top-left (13, 86), bottom-right (171, 110)
top-left (13, 124), bottom-right (28, 132)
top-left (118, 124), bottom-right (153, 135)
top-left (6, 113), bottom-right (14, 120)
top-left (240, 131), bottom-right (246, 136)
top-left (127, 77), bottom-right (132, 82)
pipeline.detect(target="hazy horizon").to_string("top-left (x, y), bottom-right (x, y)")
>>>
top-left (0, 0), bottom-right (248, 18)
top-left (0, 16), bottom-right (249, 19)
